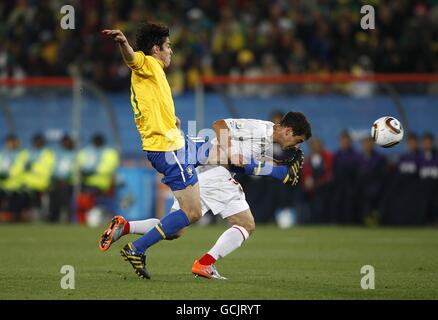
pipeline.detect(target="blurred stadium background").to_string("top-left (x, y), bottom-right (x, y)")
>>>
top-left (0, 0), bottom-right (437, 228)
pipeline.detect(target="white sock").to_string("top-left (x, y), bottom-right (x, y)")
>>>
top-left (208, 225), bottom-right (250, 261)
top-left (128, 218), bottom-right (160, 235)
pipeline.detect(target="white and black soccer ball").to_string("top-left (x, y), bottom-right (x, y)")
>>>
top-left (371, 116), bottom-right (404, 148)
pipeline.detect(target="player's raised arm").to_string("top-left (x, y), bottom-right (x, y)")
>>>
top-left (229, 149), bottom-right (305, 187)
top-left (102, 29), bottom-right (135, 65)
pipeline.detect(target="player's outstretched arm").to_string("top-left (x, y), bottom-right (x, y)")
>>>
top-left (230, 151), bottom-right (304, 187)
top-left (239, 160), bottom-right (289, 182)
top-left (102, 29), bottom-right (135, 64)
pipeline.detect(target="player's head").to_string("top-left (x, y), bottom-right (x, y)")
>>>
top-left (136, 22), bottom-right (172, 68)
top-left (273, 111), bottom-right (312, 150)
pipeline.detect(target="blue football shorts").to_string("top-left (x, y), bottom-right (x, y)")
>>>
top-left (146, 136), bottom-right (211, 191)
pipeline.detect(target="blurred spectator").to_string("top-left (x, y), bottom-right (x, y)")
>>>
top-left (381, 132), bottom-right (421, 225)
top-left (0, 134), bottom-right (29, 222)
top-left (22, 133), bottom-right (55, 221)
top-left (258, 53), bottom-right (283, 97)
top-left (76, 133), bottom-right (119, 224)
top-left (48, 134), bottom-right (76, 223)
top-left (211, 7), bottom-right (245, 55)
top-left (0, 1), bottom-right (435, 93)
top-left (417, 132), bottom-right (438, 224)
top-left (229, 49), bottom-right (262, 96)
top-left (302, 137), bottom-right (333, 223)
top-left (329, 131), bottom-right (360, 224)
top-left (356, 136), bottom-right (388, 225)
top-left (350, 56), bottom-right (376, 97)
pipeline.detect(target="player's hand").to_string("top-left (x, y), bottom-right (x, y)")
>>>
top-left (273, 148), bottom-right (303, 166)
top-left (102, 29), bottom-right (128, 44)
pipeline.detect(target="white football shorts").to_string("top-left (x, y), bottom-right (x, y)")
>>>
top-left (171, 166), bottom-right (249, 219)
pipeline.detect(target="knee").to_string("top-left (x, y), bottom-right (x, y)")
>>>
top-left (181, 204), bottom-right (202, 223)
top-left (189, 207), bottom-right (202, 223)
top-left (235, 220), bottom-right (255, 236)
top-left (166, 232), bottom-right (182, 240)
top-left (245, 221), bottom-right (255, 235)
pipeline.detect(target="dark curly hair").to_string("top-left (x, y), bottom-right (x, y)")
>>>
top-left (135, 22), bottom-right (169, 55)
top-left (279, 111), bottom-right (312, 140)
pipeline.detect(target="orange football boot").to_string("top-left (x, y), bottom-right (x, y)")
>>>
top-left (191, 260), bottom-right (227, 280)
top-left (99, 215), bottom-right (128, 251)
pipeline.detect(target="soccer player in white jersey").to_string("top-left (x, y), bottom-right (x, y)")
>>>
top-left (99, 112), bottom-right (311, 279)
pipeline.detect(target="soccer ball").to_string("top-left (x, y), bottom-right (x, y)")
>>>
top-left (371, 116), bottom-right (404, 148)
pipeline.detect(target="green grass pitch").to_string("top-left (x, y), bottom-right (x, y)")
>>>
top-left (0, 223), bottom-right (437, 299)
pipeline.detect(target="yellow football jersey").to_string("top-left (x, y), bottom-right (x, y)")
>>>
top-left (127, 51), bottom-right (184, 151)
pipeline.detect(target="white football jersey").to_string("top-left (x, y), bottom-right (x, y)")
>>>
top-left (223, 118), bottom-right (274, 162)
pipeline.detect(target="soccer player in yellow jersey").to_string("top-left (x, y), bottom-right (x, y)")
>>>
top-left (101, 23), bottom-right (202, 279)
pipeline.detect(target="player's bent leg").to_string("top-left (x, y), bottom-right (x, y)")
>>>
top-left (192, 209), bottom-right (254, 280)
top-left (129, 209), bottom-right (186, 240)
top-left (128, 217), bottom-right (185, 240)
top-left (99, 216), bottom-right (161, 251)
top-left (120, 150), bottom-right (201, 279)
top-left (129, 218), bottom-right (161, 235)
top-left (129, 183), bottom-right (200, 253)
top-left (226, 209), bottom-right (256, 235)
top-left (129, 217), bottom-right (185, 240)
top-left (121, 183), bottom-right (200, 279)
top-left (129, 183), bottom-right (200, 251)
top-left (173, 183), bottom-right (202, 223)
